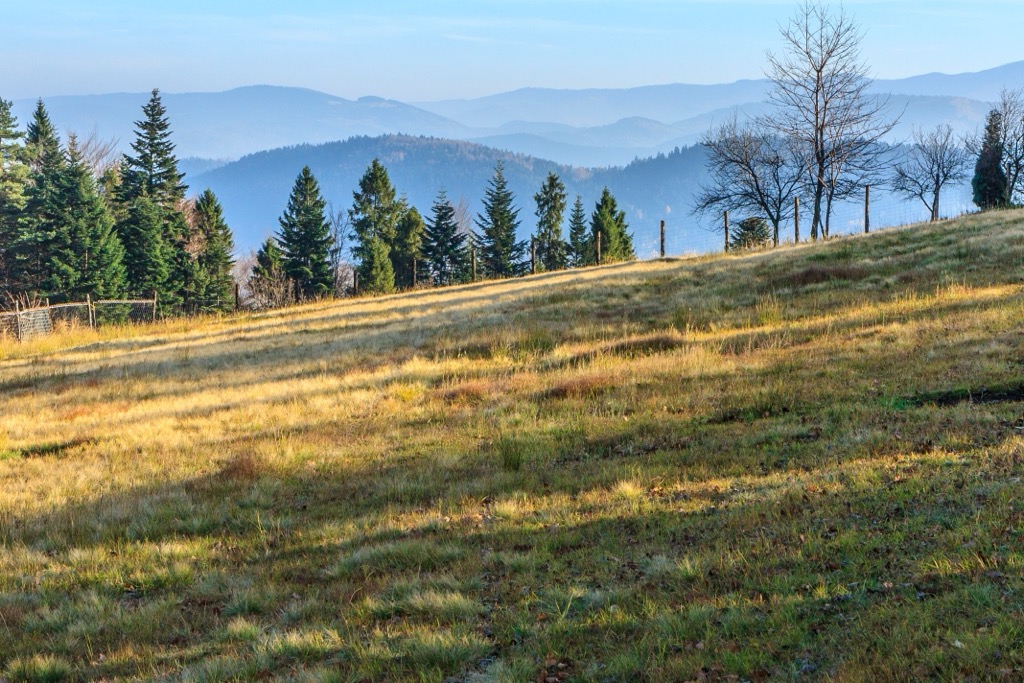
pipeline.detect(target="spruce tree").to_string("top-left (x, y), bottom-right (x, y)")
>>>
top-left (973, 109), bottom-right (1009, 210)
top-left (423, 189), bottom-right (470, 286)
top-left (192, 189), bottom-right (236, 312)
top-left (116, 89), bottom-right (190, 304)
top-left (119, 89), bottom-right (187, 207)
top-left (0, 98), bottom-right (29, 290)
top-left (248, 237), bottom-right (287, 308)
top-left (394, 203), bottom-right (425, 289)
top-left (278, 166), bottom-right (334, 300)
top-left (46, 135), bottom-right (126, 299)
top-left (567, 195), bottom-right (591, 267)
top-left (475, 162), bottom-right (526, 278)
top-left (533, 172), bottom-right (568, 271)
top-left (120, 196), bottom-right (169, 298)
top-left (590, 188), bottom-right (635, 263)
top-left (12, 103), bottom-right (65, 295)
top-left (25, 99), bottom-right (60, 171)
top-left (360, 236), bottom-right (396, 295)
top-left (349, 158), bottom-right (401, 294)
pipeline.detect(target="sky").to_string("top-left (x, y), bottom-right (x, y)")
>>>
top-left (4, 1), bottom-right (1024, 102)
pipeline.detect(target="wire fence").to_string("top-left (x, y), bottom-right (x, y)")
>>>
top-left (0, 297), bottom-right (157, 342)
top-left (663, 182), bottom-right (976, 256)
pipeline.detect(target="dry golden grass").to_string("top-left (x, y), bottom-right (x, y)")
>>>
top-left (2, 211), bottom-right (1024, 681)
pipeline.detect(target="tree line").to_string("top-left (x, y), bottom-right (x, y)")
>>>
top-left (694, 1), bottom-right (1024, 251)
top-left (247, 159), bottom-right (636, 304)
top-left (0, 90), bottom-right (235, 313)
top-left (1, 90), bottom-right (638, 313)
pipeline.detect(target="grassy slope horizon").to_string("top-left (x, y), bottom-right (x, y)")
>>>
top-left (2, 212), bottom-right (1024, 682)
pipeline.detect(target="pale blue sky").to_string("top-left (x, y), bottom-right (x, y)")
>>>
top-left (4, 1), bottom-right (1023, 100)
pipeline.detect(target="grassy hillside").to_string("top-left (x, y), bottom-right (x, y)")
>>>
top-left (2, 212), bottom-right (1024, 682)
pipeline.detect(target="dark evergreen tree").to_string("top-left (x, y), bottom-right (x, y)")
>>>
top-left (349, 158), bottom-right (401, 294)
top-left (533, 172), bottom-right (568, 272)
top-left (114, 88), bottom-right (191, 306)
top-left (119, 89), bottom-right (187, 208)
top-left (0, 98), bottom-right (29, 290)
top-left (25, 99), bottom-right (60, 171)
top-left (11, 104), bottom-right (65, 295)
top-left (475, 162), bottom-right (526, 278)
top-left (729, 216), bottom-right (772, 251)
top-left (359, 236), bottom-right (396, 295)
top-left (191, 189), bottom-right (236, 312)
top-left (278, 166), bottom-right (334, 300)
top-left (567, 195), bottom-right (591, 267)
top-left (46, 136), bottom-right (126, 299)
top-left (423, 189), bottom-right (470, 286)
top-left (248, 237), bottom-right (288, 308)
top-left (394, 203), bottom-right (424, 289)
top-left (973, 109), bottom-right (1010, 210)
top-left (119, 196), bottom-right (169, 297)
top-left (590, 188), bottom-right (635, 262)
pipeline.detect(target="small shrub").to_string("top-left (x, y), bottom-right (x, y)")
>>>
top-left (4, 654), bottom-right (74, 683)
top-left (730, 217), bottom-right (772, 250)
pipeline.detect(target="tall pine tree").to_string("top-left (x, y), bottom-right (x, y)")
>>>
top-left (423, 189), bottom-right (470, 286)
top-left (973, 109), bottom-right (1009, 210)
top-left (12, 102), bottom-right (65, 295)
top-left (46, 135), bottom-right (126, 299)
top-left (119, 89), bottom-right (187, 207)
top-left (0, 98), bottom-right (29, 291)
top-left (119, 196), bottom-right (169, 298)
top-left (25, 99), bottom-right (60, 172)
top-left (116, 89), bottom-right (190, 303)
top-left (394, 203), bottom-right (425, 289)
top-left (567, 194), bottom-right (592, 267)
top-left (475, 162), bottom-right (526, 278)
top-left (349, 158), bottom-right (401, 294)
top-left (533, 172), bottom-right (568, 272)
top-left (590, 188), bottom-right (635, 263)
top-left (278, 166), bottom-right (334, 300)
top-left (191, 189), bottom-right (236, 312)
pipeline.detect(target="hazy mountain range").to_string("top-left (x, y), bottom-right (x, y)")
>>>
top-left (9, 61), bottom-right (1017, 251)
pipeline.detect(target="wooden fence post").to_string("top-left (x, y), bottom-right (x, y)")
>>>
top-left (724, 211), bottom-right (730, 253)
top-left (864, 185), bottom-right (871, 234)
top-left (151, 291), bottom-right (158, 322)
top-left (352, 272), bottom-right (358, 297)
top-left (596, 231), bottom-right (602, 265)
top-left (412, 258), bottom-right (417, 288)
top-left (531, 238), bottom-right (536, 274)
top-left (660, 220), bottom-right (666, 258)
top-left (14, 301), bottom-right (21, 342)
top-left (471, 248), bottom-right (477, 282)
top-left (794, 197), bottom-right (800, 244)
top-left (234, 283), bottom-right (240, 311)
top-left (86, 294), bottom-right (94, 328)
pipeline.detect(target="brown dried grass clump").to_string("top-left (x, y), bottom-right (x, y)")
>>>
top-left (543, 373), bottom-right (614, 400)
top-left (217, 452), bottom-right (264, 482)
top-left (778, 264), bottom-right (869, 288)
top-left (437, 379), bottom-right (504, 404)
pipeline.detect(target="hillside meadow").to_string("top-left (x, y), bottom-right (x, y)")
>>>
top-left (2, 212), bottom-right (1024, 681)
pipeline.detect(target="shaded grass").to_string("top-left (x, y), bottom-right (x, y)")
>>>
top-left (1, 212), bottom-right (1024, 680)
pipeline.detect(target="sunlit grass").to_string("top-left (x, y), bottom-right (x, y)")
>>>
top-left (2, 211), bottom-right (1024, 680)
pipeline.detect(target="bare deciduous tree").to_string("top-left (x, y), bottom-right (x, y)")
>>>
top-left (70, 127), bottom-right (120, 177)
top-left (326, 201), bottom-right (353, 295)
top-left (890, 125), bottom-right (970, 222)
top-left (693, 116), bottom-right (805, 246)
top-left (764, 1), bottom-right (898, 240)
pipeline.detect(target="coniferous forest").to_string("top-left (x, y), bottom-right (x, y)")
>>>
top-left (0, 91), bottom-right (638, 314)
